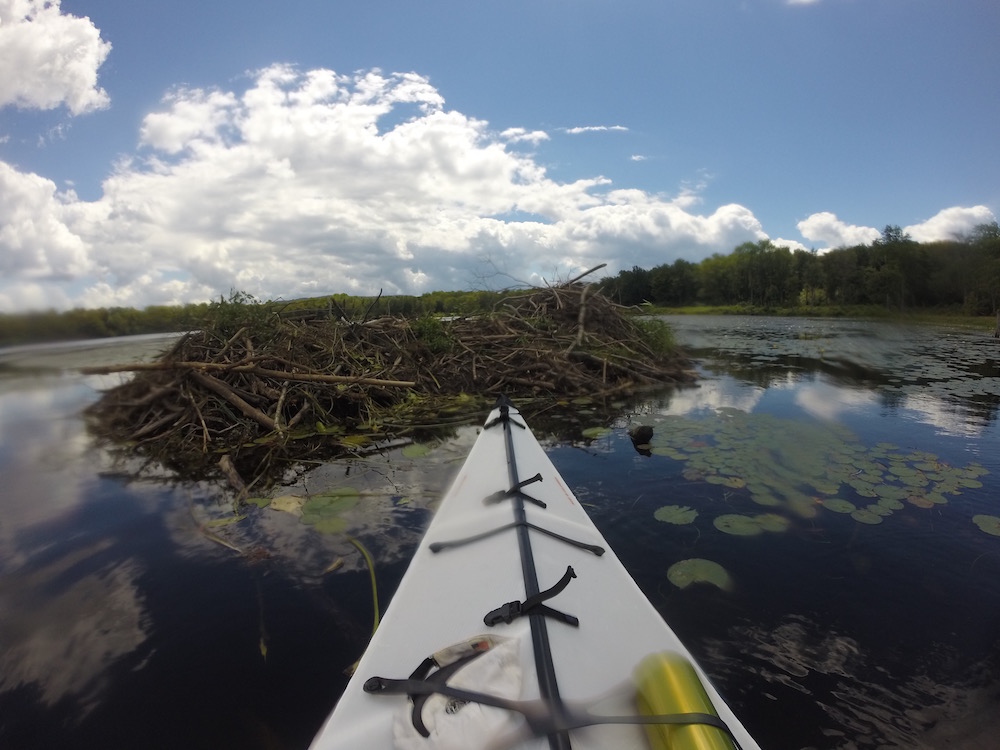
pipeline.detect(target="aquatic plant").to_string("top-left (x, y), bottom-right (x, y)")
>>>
top-left (667, 558), bottom-right (734, 591)
top-left (647, 409), bottom-right (988, 528)
top-left (653, 505), bottom-right (698, 524)
top-left (972, 514), bottom-right (1000, 537)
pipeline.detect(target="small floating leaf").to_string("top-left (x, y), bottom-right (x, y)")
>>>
top-left (754, 513), bottom-right (791, 533)
top-left (245, 497), bottom-right (271, 508)
top-left (312, 517), bottom-right (349, 534)
top-left (270, 495), bottom-right (305, 514)
top-left (875, 484), bottom-right (908, 501)
top-left (714, 514), bottom-right (762, 536)
top-left (401, 442), bottom-right (434, 458)
top-left (811, 480), bottom-right (841, 496)
top-left (876, 497), bottom-right (904, 511)
top-left (822, 498), bottom-right (857, 514)
top-left (750, 492), bottom-right (781, 507)
top-left (667, 558), bottom-right (733, 591)
top-left (787, 492), bottom-right (820, 519)
top-left (851, 509), bottom-right (884, 525)
top-left (301, 489), bottom-right (359, 528)
top-left (907, 495), bottom-right (935, 509)
top-left (654, 505), bottom-right (698, 525)
top-left (581, 426), bottom-right (612, 439)
top-left (972, 515), bottom-right (1000, 536)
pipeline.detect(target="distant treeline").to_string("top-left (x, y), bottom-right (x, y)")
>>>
top-left (598, 222), bottom-right (1000, 313)
top-left (4, 222), bottom-right (999, 346)
top-left (0, 289), bottom-right (507, 347)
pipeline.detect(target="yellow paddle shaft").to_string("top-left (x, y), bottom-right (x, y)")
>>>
top-left (634, 652), bottom-right (737, 750)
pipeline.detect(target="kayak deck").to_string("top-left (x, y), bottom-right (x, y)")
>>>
top-left (310, 398), bottom-right (761, 750)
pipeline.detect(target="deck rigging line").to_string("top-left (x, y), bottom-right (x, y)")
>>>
top-left (489, 394), bottom-right (574, 750)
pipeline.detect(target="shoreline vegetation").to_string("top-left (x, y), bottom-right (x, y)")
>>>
top-left (4, 222), bottom-right (1000, 348)
top-left (82, 280), bottom-right (693, 490)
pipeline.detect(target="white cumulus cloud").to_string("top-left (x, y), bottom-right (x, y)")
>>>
top-left (904, 206), bottom-right (996, 243)
top-left (0, 66), bottom-right (775, 311)
top-left (0, 162), bottom-right (89, 279)
top-left (0, 0), bottom-right (111, 115)
top-left (797, 211), bottom-right (881, 249)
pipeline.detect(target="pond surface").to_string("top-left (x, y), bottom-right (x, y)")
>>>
top-left (1, 318), bottom-right (999, 749)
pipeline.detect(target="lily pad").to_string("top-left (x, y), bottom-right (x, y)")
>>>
top-left (311, 517), bottom-right (349, 534)
top-left (713, 514), bottom-right (762, 536)
top-left (644, 410), bottom-right (989, 529)
top-left (875, 484), bottom-right (908, 501)
top-left (581, 426), bottom-right (612, 439)
top-left (972, 515), bottom-right (1000, 536)
top-left (401, 442), bottom-right (434, 458)
top-left (301, 488), bottom-right (359, 529)
top-left (754, 513), bottom-right (791, 532)
top-left (270, 495), bottom-right (305, 514)
top-left (654, 505), bottom-right (698, 525)
top-left (876, 497), bottom-right (905, 511)
top-left (851, 509), bottom-right (884, 525)
top-left (667, 558), bottom-right (733, 591)
top-left (907, 495), bottom-right (935, 509)
top-left (822, 498), bottom-right (857, 514)
top-left (706, 474), bottom-right (746, 488)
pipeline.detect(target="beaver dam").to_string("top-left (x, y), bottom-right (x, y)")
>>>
top-left (84, 283), bottom-right (693, 489)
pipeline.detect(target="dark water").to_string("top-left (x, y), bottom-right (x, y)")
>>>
top-left (1, 319), bottom-right (999, 749)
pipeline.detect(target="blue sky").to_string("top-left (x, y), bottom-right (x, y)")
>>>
top-left (1, 0), bottom-right (997, 312)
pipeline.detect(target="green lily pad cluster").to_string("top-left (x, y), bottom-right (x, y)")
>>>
top-left (649, 410), bottom-right (988, 526)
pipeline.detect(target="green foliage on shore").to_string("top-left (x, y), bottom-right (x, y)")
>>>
top-left (599, 222), bottom-right (1000, 317)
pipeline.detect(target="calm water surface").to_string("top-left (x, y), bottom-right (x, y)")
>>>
top-left (1, 319), bottom-right (999, 749)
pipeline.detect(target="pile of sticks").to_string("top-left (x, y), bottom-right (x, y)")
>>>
top-left (84, 283), bottom-right (692, 486)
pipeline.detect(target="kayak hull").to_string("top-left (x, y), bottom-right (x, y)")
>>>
top-left (310, 399), bottom-right (760, 750)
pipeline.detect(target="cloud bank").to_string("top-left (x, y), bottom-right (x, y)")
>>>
top-left (0, 65), bottom-right (773, 311)
top-left (0, 0), bottom-right (993, 315)
top-left (0, 0), bottom-right (111, 114)
top-left (796, 207), bottom-right (994, 251)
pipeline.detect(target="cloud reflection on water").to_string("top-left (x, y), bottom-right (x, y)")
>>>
top-left (0, 371), bottom-right (153, 723)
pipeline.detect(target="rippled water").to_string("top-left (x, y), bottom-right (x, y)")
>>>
top-left (1, 319), bottom-right (999, 749)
